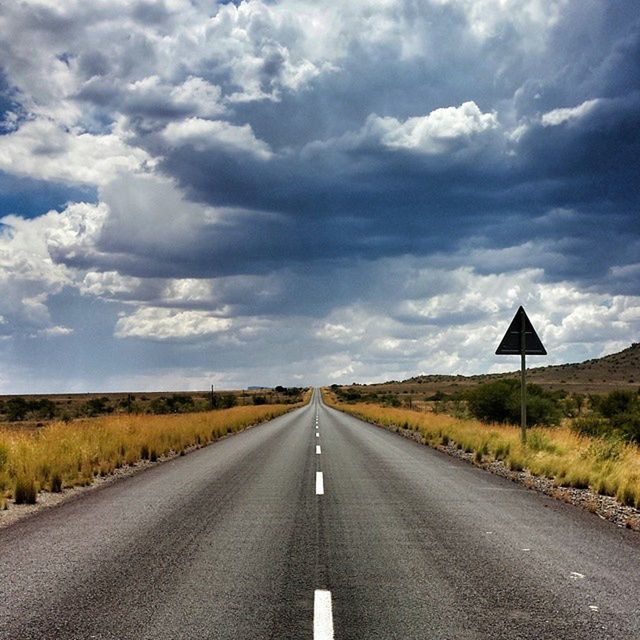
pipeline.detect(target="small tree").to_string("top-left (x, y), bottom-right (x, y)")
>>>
top-left (466, 380), bottom-right (561, 426)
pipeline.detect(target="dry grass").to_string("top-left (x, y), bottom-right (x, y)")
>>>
top-left (0, 402), bottom-right (303, 504)
top-left (323, 392), bottom-right (640, 508)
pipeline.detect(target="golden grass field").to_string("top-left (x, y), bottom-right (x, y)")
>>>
top-left (0, 401), bottom-right (306, 506)
top-left (323, 392), bottom-right (640, 509)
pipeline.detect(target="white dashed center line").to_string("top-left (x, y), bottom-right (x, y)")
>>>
top-left (313, 589), bottom-right (334, 639)
top-left (316, 432), bottom-right (319, 438)
top-left (316, 471), bottom-right (324, 495)
top-left (316, 445), bottom-right (321, 454)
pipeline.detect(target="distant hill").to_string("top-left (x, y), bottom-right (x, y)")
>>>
top-left (404, 342), bottom-right (640, 394)
top-left (341, 343), bottom-right (640, 398)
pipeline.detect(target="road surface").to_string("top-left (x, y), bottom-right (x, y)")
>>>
top-left (1, 390), bottom-right (639, 639)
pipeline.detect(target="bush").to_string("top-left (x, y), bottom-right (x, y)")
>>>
top-left (577, 390), bottom-right (640, 443)
top-left (6, 398), bottom-right (28, 422)
top-left (611, 412), bottom-right (640, 444)
top-left (50, 473), bottom-right (63, 493)
top-left (572, 415), bottom-right (611, 438)
top-left (466, 379), bottom-right (561, 426)
top-left (83, 397), bottom-right (112, 417)
top-left (597, 390), bottom-right (638, 419)
top-left (211, 393), bottom-right (238, 409)
top-left (15, 477), bottom-right (37, 504)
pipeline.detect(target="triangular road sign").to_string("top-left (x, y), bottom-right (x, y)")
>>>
top-left (496, 306), bottom-right (547, 355)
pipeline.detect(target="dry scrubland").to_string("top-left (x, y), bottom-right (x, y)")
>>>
top-left (323, 393), bottom-right (640, 509)
top-left (0, 401), bottom-right (305, 507)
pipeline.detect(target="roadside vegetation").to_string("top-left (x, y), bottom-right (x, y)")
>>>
top-left (0, 386), bottom-right (306, 426)
top-left (324, 386), bottom-right (640, 509)
top-left (0, 397), bottom-right (307, 507)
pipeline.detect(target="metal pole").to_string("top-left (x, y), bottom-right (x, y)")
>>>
top-left (210, 385), bottom-right (214, 410)
top-left (520, 311), bottom-right (527, 445)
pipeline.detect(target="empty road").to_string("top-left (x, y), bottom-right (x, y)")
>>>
top-left (1, 390), bottom-right (639, 639)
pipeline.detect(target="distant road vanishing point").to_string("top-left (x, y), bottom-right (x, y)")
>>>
top-left (1, 390), bottom-right (639, 639)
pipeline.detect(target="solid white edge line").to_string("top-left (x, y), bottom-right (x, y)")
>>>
top-left (316, 445), bottom-right (321, 454)
top-left (316, 471), bottom-right (324, 495)
top-left (314, 590), bottom-right (334, 640)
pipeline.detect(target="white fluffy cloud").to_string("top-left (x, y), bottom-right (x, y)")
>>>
top-left (115, 307), bottom-right (232, 341)
top-left (541, 99), bottom-right (600, 126)
top-left (162, 118), bottom-right (272, 158)
top-left (0, 119), bottom-right (152, 185)
top-left (0, 209), bottom-right (72, 333)
top-left (367, 102), bottom-right (499, 153)
top-left (304, 101), bottom-right (501, 158)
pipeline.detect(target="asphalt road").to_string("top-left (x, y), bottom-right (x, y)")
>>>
top-left (1, 390), bottom-right (639, 639)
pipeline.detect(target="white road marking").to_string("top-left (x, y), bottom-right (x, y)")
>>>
top-left (521, 548), bottom-right (531, 552)
top-left (316, 445), bottom-right (321, 454)
top-left (316, 472), bottom-right (324, 495)
top-left (316, 432), bottom-right (320, 438)
top-left (569, 572), bottom-right (585, 580)
top-left (589, 605), bottom-right (599, 612)
top-left (314, 590), bottom-right (334, 639)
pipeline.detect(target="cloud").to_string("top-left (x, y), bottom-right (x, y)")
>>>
top-left (114, 307), bottom-right (232, 341)
top-left (32, 325), bottom-right (74, 337)
top-left (0, 0), bottom-right (638, 391)
top-left (541, 98), bottom-right (600, 126)
top-left (0, 209), bottom-right (72, 334)
top-left (313, 101), bottom-right (500, 157)
top-left (371, 102), bottom-right (498, 153)
top-left (0, 118), bottom-right (152, 185)
top-left (162, 117), bottom-right (272, 158)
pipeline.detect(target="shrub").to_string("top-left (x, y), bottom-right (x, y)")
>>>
top-left (597, 390), bottom-right (638, 419)
top-left (83, 397), bottom-right (112, 417)
top-left (466, 379), bottom-right (561, 426)
top-left (572, 414), bottom-right (612, 438)
top-left (6, 398), bottom-right (28, 422)
top-left (611, 412), bottom-right (640, 444)
top-left (50, 473), bottom-right (63, 493)
top-left (15, 477), bottom-right (37, 504)
top-left (575, 390), bottom-right (640, 443)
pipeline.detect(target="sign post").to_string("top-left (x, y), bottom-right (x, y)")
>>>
top-left (495, 306), bottom-right (546, 444)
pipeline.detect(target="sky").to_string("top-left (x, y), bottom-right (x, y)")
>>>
top-left (0, 0), bottom-right (638, 393)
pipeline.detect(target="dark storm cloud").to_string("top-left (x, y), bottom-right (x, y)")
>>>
top-left (3, 0), bottom-right (637, 292)
top-left (1, 0), bottom-right (639, 392)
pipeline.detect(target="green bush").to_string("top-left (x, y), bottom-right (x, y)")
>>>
top-left (6, 398), bottom-right (28, 421)
top-left (466, 379), bottom-right (561, 426)
top-left (611, 412), bottom-right (640, 444)
top-left (576, 390), bottom-right (640, 443)
top-left (211, 393), bottom-right (238, 409)
top-left (572, 414), bottom-right (611, 438)
top-left (83, 397), bottom-right (112, 417)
